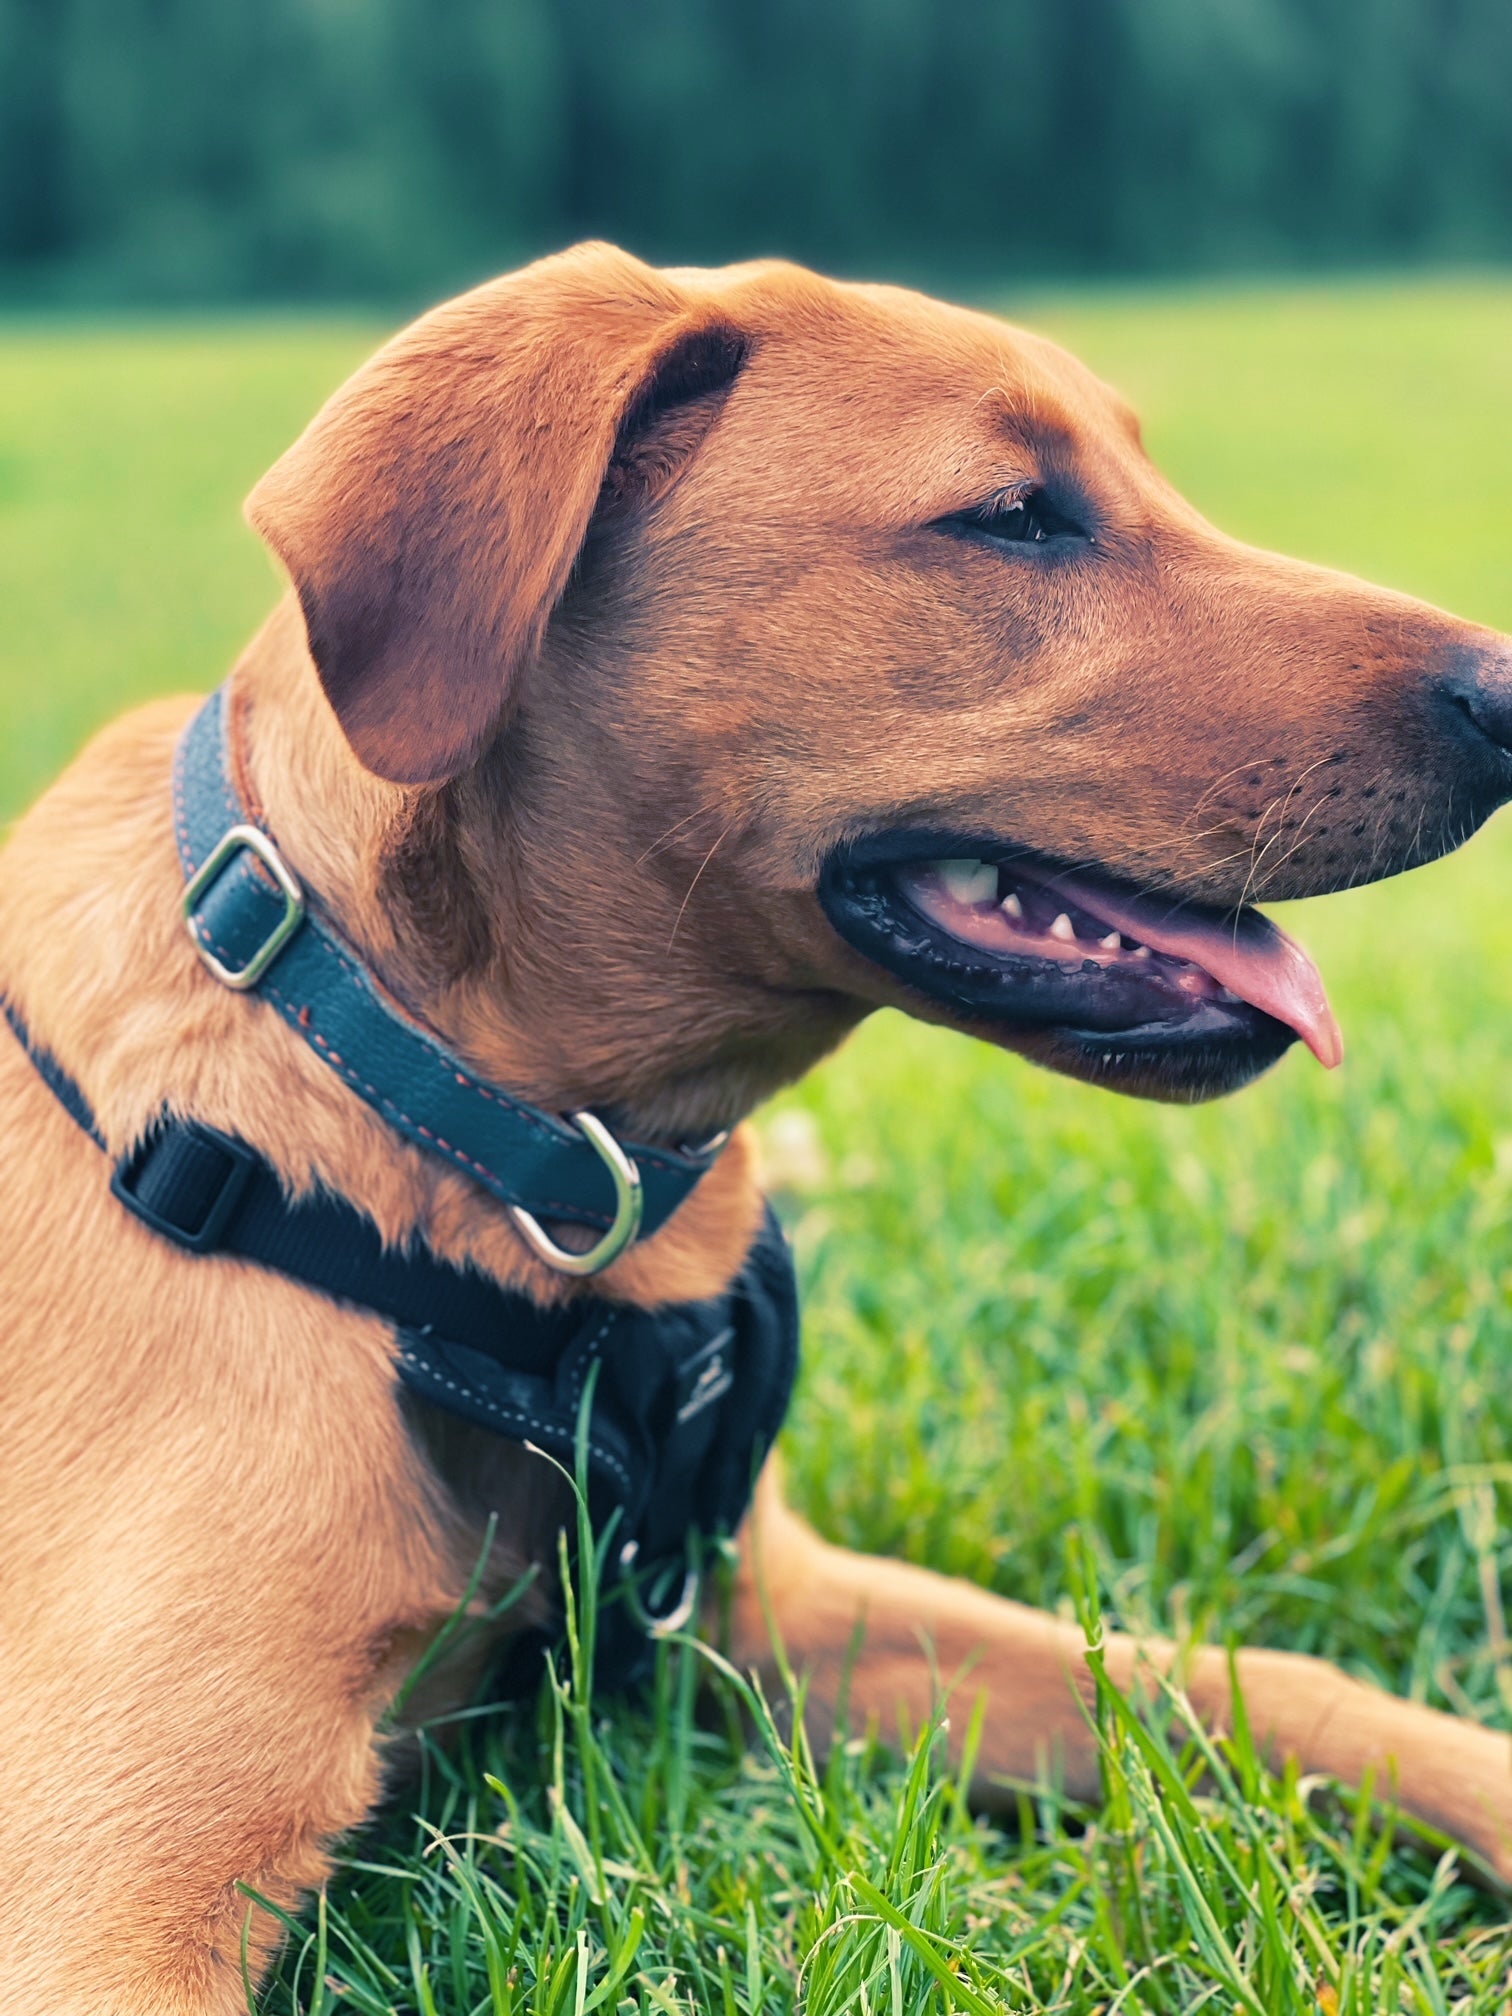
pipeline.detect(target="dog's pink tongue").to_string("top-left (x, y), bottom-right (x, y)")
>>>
top-left (1042, 873), bottom-right (1344, 1068)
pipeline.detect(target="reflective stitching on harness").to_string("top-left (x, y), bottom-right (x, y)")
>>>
top-left (396, 1345), bottom-right (634, 1494)
top-left (567, 1310), bottom-right (623, 1412)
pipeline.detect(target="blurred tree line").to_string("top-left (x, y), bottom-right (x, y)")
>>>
top-left (2, 0), bottom-right (1509, 304)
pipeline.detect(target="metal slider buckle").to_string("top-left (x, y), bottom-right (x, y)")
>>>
top-left (508, 1109), bottom-right (644, 1277)
top-left (183, 824), bottom-right (306, 991)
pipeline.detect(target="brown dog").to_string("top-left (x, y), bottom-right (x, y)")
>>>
top-left (3, 242), bottom-right (1512, 2013)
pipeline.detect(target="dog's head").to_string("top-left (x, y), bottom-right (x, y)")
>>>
top-left (247, 243), bottom-right (1512, 1134)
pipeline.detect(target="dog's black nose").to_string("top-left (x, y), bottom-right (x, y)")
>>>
top-left (1437, 640), bottom-right (1512, 763)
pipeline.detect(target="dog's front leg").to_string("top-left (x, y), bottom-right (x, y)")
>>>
top-left (727, 1464), bottom-right (1512, 1880)
top-left (0, 1593), bottom-right (428, 2016)
top-left (0, 1299), bottom-right (473, 2013)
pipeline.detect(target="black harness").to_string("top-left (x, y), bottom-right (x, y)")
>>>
top-left (4, 683), bottom-right (799, 1690)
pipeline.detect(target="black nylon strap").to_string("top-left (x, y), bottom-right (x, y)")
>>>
top-left (5, 990), bottom-right (668, 1415)
top-left (110, 1114), bottom-right (585, 1378)
top-left (2, 991), bottom-right (800, 1693)
top-left (5, 999), bottom-right (106, 1146)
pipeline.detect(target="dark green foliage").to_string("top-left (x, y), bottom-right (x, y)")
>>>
top-left (1, 0), bottom-right (1511, 305)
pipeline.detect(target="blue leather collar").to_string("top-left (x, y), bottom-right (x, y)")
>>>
top-left (175, 684), bottom-right (720, 1263)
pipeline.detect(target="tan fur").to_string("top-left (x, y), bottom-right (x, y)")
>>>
top-left (3, 241), bottom-right (1511, 2010)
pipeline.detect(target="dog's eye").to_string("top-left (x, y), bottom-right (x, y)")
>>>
top-left (941, 489), bottom-right (1086, 546)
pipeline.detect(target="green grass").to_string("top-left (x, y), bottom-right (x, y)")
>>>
top-left (6, 275), bottom-right (1512, 2010)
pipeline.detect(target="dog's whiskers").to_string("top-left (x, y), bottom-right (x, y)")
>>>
top-left (1237, 754), bottom-right (1332, 912)
top-left (636, 800), bottom-right (729, 868)
top-left (668, 819), bottom-right (738, 949)
top-left (1254, 786), bottom-right (1338, 886)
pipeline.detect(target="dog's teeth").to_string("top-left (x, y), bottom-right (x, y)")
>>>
top-left (1001, 891), bottom-right (1024, 919)
top-left (937, 859), bottom-right (998, 906)
top-left (1132, 944), bottom-right (1151, 960)
top-left (1049, 912), bottom-right (1076, 942)
top-left (1099, 931), bottom-right (1121, 951)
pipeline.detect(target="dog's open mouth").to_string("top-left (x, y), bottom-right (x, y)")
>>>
top-left (819, 837), bottom-right (1343, 1099)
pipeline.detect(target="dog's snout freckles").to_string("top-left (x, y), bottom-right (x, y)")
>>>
top-left (1115, 608), bottom-right (1512, 907)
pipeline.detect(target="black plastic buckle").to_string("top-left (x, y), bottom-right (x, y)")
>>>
top-left (110, 1118), bottom-right (259, 1253)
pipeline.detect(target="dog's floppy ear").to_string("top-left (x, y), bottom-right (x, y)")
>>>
top-left (246, 243), bottom-right (747, 784)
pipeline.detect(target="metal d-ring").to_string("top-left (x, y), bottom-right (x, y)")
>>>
top-left (507, 1110), bottom-right (644, 1277)
top-left (617, 1537), bottom-right (701, 1638)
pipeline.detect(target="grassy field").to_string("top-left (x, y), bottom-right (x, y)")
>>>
top-left (5, 276), bottom-right (1512, 2010)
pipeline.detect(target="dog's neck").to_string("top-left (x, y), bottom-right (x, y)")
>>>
top-left (240, 597), bottom-right (861, 1150)
top-left (217, 599), bottom-right (861, 1303)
